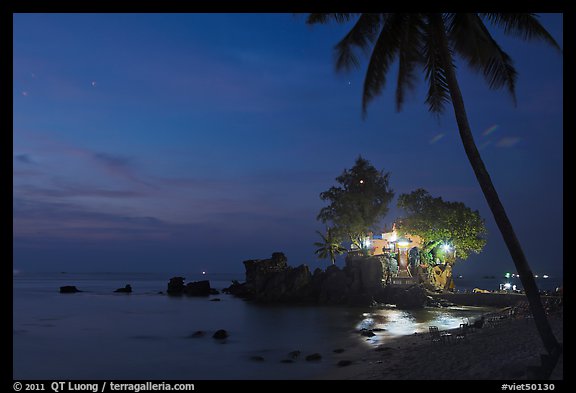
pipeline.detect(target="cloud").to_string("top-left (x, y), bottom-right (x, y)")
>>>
top-left (429, 133), bottom-right (445, 144)
top-left (16, 184), bottom-right (145, 199)
top-left (496, 137), bottom-right (522, 148)
top-left (13, 197), bottom-right (170, 242)
top-left (14, 154), bottom-right (35, 164)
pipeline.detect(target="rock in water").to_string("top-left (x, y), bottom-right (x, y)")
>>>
top-left (167, 277), bottom-right (186, 295)
top-left (212, 329), bottom-right (229, 339)
top-left (59, 286), bottom-right (81, 293)
top-left (114, 284), bottom-right (132, 293)
top-left (185, 280), bottom-right (211, 296)
top-left (305, 353), bottom-right (322, 361)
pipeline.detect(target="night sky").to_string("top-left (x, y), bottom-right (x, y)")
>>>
top-left (13, 13), bottom-right (563, 278)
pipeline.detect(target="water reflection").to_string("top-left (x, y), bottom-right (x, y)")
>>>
top-left (355, 306), bottom-right (492, 345)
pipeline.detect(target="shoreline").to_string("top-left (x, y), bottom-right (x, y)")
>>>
top-left (311, 309), bottom-right (563, 380)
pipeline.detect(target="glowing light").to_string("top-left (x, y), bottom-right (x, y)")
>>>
top-left (503, 283), bottom-right (511, 290)
top-left (504, 272), bottom-right (511, 279)
top-left (397, 238), bottom-right (410, 247)
top-left (359, 180), bottom-right (364, 184)
top-left (442, 243), bottom-right (451, 252)
top-left (534, 274), bottom-right (539, 278)
top-left (543, 275), bottom-right (549, 279)
top-left (202, 271), bottom-right (206, 275)
top-left (364, 239), bottom-right (371, 248)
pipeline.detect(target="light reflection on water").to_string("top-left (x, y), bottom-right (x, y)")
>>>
top-left (355, 306), bottom-right (492, 345)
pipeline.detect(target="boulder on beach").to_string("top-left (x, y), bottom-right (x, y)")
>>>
top-left (59, 286), bottom-right (81, 293)
top-left (114, 284), bottom-right (132, 293)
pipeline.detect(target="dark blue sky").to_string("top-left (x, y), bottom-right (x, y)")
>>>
top-left (13, 13), bottom-right (563, 278)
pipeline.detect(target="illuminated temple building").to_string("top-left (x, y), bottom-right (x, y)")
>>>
top-left (350, 224), bottom-right (454, 289)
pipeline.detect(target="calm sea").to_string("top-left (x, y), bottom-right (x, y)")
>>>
top-left (13, 271), bottom-right (547, 380)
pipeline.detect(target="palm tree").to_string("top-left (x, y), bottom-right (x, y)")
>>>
top-left (314, 227), bottom-right (347, 265)
top-left (306, 13), bottom-right (562, 370)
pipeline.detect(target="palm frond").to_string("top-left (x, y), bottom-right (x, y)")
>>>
top-left (306, 13), bottom-right (356, 25)
top-left (395, 14), bottom-right (424, 112)
top-left (422, 14), bottom-right (451, 114)
top-left (448, 13), bottom-right (517, 102)
top-left (362, 14), bottom-right (405, 116)
top-left (481, 13), bottom-right (561, 51)
top-left (334, 14), bottom-right (384, 72)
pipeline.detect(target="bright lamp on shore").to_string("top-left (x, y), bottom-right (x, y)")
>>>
top-left (397, 238), bottom-right (410, 247)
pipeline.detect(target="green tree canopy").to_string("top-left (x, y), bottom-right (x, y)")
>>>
top-left (397, 188), bottom-right (487, 262)
top-left (317, 156), bottom-right (394, 247)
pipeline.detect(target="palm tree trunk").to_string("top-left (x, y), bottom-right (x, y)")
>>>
top-left (434, 17), bottom-right (561, 364)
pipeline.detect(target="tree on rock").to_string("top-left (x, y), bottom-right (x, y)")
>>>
top-left (397, 188), bottom-right (487, 267)
top-left (317, 156), bottom-right (394, 249)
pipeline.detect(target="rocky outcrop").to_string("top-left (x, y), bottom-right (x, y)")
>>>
top-left (185, 280), bottom-right (211, 296)
top-left (59, 285), bottom-right (81, 293)
top-left (375, 284), bottom-right (429, 309)
top-left (167, 277), bottom-right (186, 295)
top-left (167, 277), bottom-right (213, 296)
top-left (114, 284), bottom-right (132, 293)
top-left (345, 255), bottom-right (384, 294)
top-left (224, 252), bottom-right (427, 308)
top-left (242, 253), bottom-right (312, 303)
top-left (222, 280), bottom-right (251, 298)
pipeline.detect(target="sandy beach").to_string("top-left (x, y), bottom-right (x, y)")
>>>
top-left (314, 310), bottom-right (563, 380)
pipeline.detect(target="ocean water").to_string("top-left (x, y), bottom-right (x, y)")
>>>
top-left (13, 272), bottom-right (505, 380)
